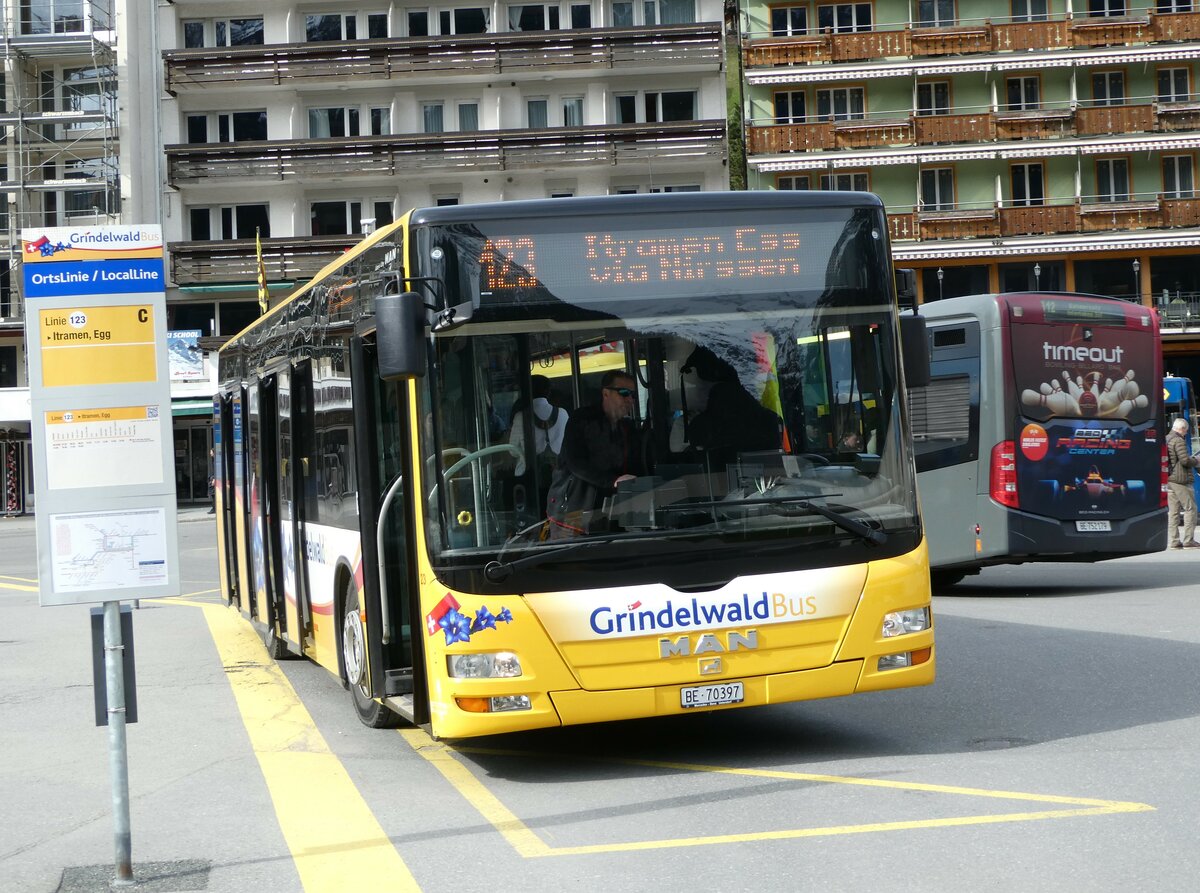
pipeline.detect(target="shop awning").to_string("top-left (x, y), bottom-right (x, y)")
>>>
top-left (172, 399), bottom-right (213, 418)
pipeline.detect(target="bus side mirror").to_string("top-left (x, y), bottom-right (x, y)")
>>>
top-left (899, 314), bottom-right (930, 388)
top-left (895, 268), bottom-right (917, 308)
top-left (376, 291), bottom-right (427, 380)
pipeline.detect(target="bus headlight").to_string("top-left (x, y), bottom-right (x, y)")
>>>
top-left (882, 608), bottom-right (931, 638)
top-left (447, 652), bottom-right (522, 678)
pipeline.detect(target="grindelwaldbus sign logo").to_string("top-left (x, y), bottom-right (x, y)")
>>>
top-left (22, 226), bottom-right (165, 298)
top-left (526, 567), bottom-right (864, 642)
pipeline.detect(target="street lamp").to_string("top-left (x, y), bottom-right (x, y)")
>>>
top-left (1033, 263), bottom-right (1041, 290)
top-left (936, 267), bottom-right (944, 301)
top-left (1132, 258), bottom-right (1141, 303)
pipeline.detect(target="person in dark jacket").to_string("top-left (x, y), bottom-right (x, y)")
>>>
top-left (546, 369), bottom-right (645, 537)
top-left (1166, 416), bottom-right (1199, 549)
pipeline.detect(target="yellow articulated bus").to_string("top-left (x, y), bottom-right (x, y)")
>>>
top-left (214, 192), bottom-right (935, 739)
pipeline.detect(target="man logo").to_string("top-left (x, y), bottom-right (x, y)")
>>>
top-left (659, 629), bottom-right (758, 659)
top-left (699, 657), bottom-right (723, 675)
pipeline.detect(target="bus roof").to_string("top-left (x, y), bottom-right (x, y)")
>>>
top-left (919, 291), bottom-right (1147, 322)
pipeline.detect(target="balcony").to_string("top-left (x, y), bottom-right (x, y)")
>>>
top-left (166, 121), bottom-right (725, 185)
top-left (168, 235), bottom-right (360, 286)
top-left (164, 24), bottom-right (722, 91)
top-left (1158, 296), bottom-right (1200, 331)
top-left (743, 11), bottom-right (1200, 68)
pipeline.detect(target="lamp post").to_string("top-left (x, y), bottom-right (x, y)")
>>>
top-left (936, 267), bottom-right (944, 301)
top-left (1033, 262), bottom-right (1041, 290)
top-left (1132, 258), bottom-right (1141, 303)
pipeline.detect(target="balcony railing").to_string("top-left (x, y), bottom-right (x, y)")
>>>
top-left (164, 24), bottom-right (722, 91)
top-left (881, 195), bottom-right (1200, 242)
top-left (168, 235), bottom-right (360, 286)
top-left (166, 121), bottom-right (726, 184)
top-left (743, 11), bottom-right (1200, 67)
top-left (1157, 296), bottom-right (1200, 331)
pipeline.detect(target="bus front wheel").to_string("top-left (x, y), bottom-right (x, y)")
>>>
top-left (342, 583), bottom-right (402, 729)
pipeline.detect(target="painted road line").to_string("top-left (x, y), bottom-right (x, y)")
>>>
top-left (202, 603), bottom-right (420, 892)
top-left (0, 574), bottom-right (37, 583)
top-left (403, 734), bottom-right (1152, 856)
top-left (0, 579), bottom-right (38, 592)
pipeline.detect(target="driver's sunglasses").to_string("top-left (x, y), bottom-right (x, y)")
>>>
top-left (605, 386), bottom-right (635, 398)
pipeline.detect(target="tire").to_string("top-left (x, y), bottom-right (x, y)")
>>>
top-left (266, 626), bottom-right (293, 660)
top-left (342, 581), bottom-right (401, 729)
top-left (931, 569), bottom-right (966, 589)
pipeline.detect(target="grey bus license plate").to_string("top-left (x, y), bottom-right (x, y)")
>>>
top-left (1076, 520), bottom-right (1111, 532)
top-left (680, 681), bottom-right (744, 709)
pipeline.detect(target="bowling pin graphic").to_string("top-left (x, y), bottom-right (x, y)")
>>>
top-left (1021, 389), bottom-right (1080, 415)
top-left (1098, 377), bottom-right (1121, 415)
top-left (1062, 372), bottom-right (1083, 399)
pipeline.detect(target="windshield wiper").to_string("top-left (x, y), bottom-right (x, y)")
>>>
top-left (678, 494), bottom-right (887, 546)
top-left (483, 533), bottom-right (631, 583)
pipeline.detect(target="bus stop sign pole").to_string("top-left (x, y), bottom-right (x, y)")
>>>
top-left (104, 599), bottom-right (134, 886)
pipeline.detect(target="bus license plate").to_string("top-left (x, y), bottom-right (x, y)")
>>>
top-left (1076, 520), bottom-right (1111, 532)
top-left (680, 681), bottom-right (744, 709)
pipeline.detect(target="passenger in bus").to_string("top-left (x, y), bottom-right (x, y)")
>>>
top-left (508, 375), bottom-right (568, 521)
top-left (680, 347), bottom-right (781, 466)
top-left (1166, 417), bottom-right (1199, 549)
top-left (546, 369), bottom-right (645, 537)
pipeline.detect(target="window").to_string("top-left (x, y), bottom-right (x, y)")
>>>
top-left (1092, 71), bottom-right (1126, 106)
top-left (611, 0), bottom-right (696, 26)
top-left (509, 4), bottom-right (560, 30)
top-left (571, 4), bottom-right (592, 26)
top-left (821, 171), bottom-right (869, 191)
top-left (815, 86), bottom-right (865, 121)
top-left (307, 13), bottom-right (356, 40)
top-left (614, 91), bottom-right (696, 123)
top-left (422, 102), bottom-right (445, 134)
top-left (1157, 0), bottom-right (1193, 10)
top-left (367, 13), bottom-right (388, 37)
top-left (1087, 0), bottom-right (1126, 15)
top-left (62, 158), bottom-right (116, 218)
top-left (1005, 76), bottom-right (1040, 111)
top-left (920, 168), bottom-right (955, 210)
top-left (438, 8), bottom-right (490, 33)
top-left (816, 3), bottom-right (872, 33)
top-left (1158, 68), bottom-right (1190, 102)
top-left (189, 204), bottom-right (270, 240)
top-left (1010, 162), bottom-right (1045, 206)
top-left (771, 5), bottom-right (807, 36)
top-left (1012, 0), bottom-right (1049, 21)
top-left (308, 108), bottom-right (360, 138)
top-left (311, 200), bottom-right (362, 236)
top-left (372, 200), bottom-right (395, 228)
top-left (776, 175), bottom-right (811, 189)
top-left (527, 98), bottom-right (548, 128)
top-left (1096, 158), bottom-right (1131, 202)
top-left (563, 96), bottom-right (584, 127)
top-left (917, 81), bottom-right (950, 116)
top-left (916, 0), bottom-right (954, 28)
top-left (219, 302), bottom-right (260, 337)
top-left (61, 65), bottom-right (109, 117)
top-left (182, 17), bottom-right (264, 47)
top-left (21, 0), bottom-right (86, 34)
top-left (186, 111), bottom-right (268, 143)
top-left (370, 107), bottom-right (391, 135)
top-left (1163, 155), bottom-right (1195, 199)
top-left (648, 184), bottom-right (701, 192)
top-left (774, 91), bottom-right (806, 124)
top-left (434, 194), bottom-right (461, 206)
top-left (458, 102), bottom-right (479, 131)
top-left (408, 10), bottom-right (429, 35)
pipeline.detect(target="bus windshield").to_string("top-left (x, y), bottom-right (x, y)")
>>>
top-left (414, 203), bottom-right (918, 589)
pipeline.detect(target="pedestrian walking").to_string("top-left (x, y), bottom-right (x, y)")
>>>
top-left (1166, 417), bottom-right (1199, 549)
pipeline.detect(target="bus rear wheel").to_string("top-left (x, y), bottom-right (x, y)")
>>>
top-left (342, 583), bottom-right (402, 729)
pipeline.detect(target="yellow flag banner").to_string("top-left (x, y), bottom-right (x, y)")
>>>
top-left (256, 228), bottom-right (268, 315)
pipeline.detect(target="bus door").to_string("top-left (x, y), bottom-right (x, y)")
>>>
top-left (216, 393), bottom-right (240, 606)
top-left (258, 373), bottom-right (287, 643)
top-left (352, 334), bottom-right (425, 724)
top-left (234, 388), bottom-right (255, 615)
top-left (277, 365), bottom-right (313, 655)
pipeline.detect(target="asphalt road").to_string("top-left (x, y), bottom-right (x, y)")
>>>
top-left (2, 514), bottom-right (1198, 892)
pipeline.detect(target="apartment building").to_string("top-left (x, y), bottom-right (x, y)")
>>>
top-left (0, 0), bottom-right (121, 513)
top-left (739, 0), bottom-right (1200, 382)
top-left (155, 0), bottom-right (730, 501)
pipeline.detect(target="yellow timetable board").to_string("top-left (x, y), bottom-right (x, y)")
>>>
top-left (39, 305), bottom-right (157, 387)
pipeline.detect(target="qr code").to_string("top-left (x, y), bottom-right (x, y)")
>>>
top-left (146, 406), bottom-right (159, 419)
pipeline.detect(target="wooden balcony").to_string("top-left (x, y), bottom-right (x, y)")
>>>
top-left (1078, 199), bottom-right (1163, 232)
top-left (909, 25), bottom-right (992, 57)
top-left (168, 235), bottom-right (360, 286)
top-left (992, 19), bottom-right (1070, 52)
top-left (1070, 15), bottom-right (1150, 47)
top-left (913, 112), bottom-right (994, 144)
top-left (917, 208), bottom-right (1000, 239)
top-left (1076, 103), bottom-right (1155, 135)
top-left (835, 118), bottom-right (912, 149)
top-left (1153, 11), bottom-right (1200, 41)
top-left (164, 24), bottom-right (722, 91)
top-left (747, 122), bottom-right (832, 153)
top-left (995, 109), bottom-right (1075, 140)
top-left (999, 203), bottom-right (1079, 236)
top-left (829, 29), bottom-right (911, 61)
top-left (1157, 102), bottom-right (1200, 132)
top-left (165, 121), bottom-right (726, 185)
top-left (743, 35), bottom-right (828, 67)
top-left (1163, 196), bottom-right (1200, 227)
top-left (887, 211), bottom-right (917, 242)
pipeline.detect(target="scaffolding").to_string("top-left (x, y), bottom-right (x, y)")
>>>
top-left (1, 0), bottom-right (119, 324)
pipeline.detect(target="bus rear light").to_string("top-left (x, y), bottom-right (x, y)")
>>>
top-left (1161, 444), bottom-right (1170, 509)
top-left (454, 695), bottom-right (532, 714)
top-left (990, 441), bottom-right (1019, 508)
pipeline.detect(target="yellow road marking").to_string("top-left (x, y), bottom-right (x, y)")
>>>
top-left (0, 580), bottom-right (38, 592)
top-left (0, 574), bottom-right (37, 583)
top-left (203, 604), bottom-right (420, 892)
top-left (402, 734), bottom-right (1152, 857)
